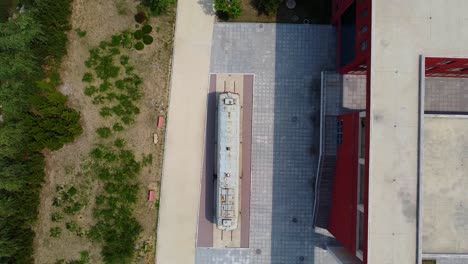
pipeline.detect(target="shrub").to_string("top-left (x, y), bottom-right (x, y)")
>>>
top-left (99, 40), bottom-right (110, 49)
top-left (79, 251), bottom-right (91, 264)
top-left (50, 227), bottom-right (62, 238)
top-left (63, 202), bottom-right (83, 215)
top-left (96, 127), bottom-right (112, 138)
top-left (75, 28), bottom-right (87, 38)
top-left (120, 55), bottom-right (130, 65)
top-left (95, 56), bottom-right (120, 80)
top-left (84, 85), bottom-right (98, 96)
top-left (215, 0), bottom-right (242, 19)
top-left (135, 42), bottom-right (144, 51)
top-left (133, 30), bottom-right (144, 40)
top-left (143, 0), bottom-right (176, 16)
top-left (82, 72), bottom-right (94, 83)
top-left (99, 81), bottom-right (112, 92)
top-left (51, 212), bottom-right (64, 222)
top-left (143, 35), bottom-right (153, 45)
top-left (66, 221), bottom-right (79, 232)
top-left (112, 122), bottom-right (124, 132)
top-left (134, 11), bottom-right (147, 23)
top-left (109, 47), bottom-right (121, 56)
top-left (142, 153), bottom-right (153, 166)
top-left (99, 107), bottom-right (112, 117)
top-left (114, 139), bottom-right (126, 148)
top-left (92, 95), bottom-right (105, 105)
top-left (121, 116), bottom-right (134, 125)
top-left (142, 24), bottom-right (152, 34)
top-left (125, 66), bottom-right (135, 74)
top-left (111, 34), bottom-right (122, 47)
top-left (256, 0), bottom-right (281, 15)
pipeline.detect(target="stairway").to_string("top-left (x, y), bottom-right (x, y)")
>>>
top-left (314, 155), bottom-right (337, 229)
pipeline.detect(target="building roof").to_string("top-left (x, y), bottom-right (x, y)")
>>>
top-left (369, 0), bottom-right (468, 263)
top-left (423, 116), bottom-right (468, 254)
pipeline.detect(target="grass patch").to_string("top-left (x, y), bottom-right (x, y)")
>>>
top-left (96, 127), bottom-right (112, 138)
top-left (50, 227), bottom-right (62, 238)
top-left (51, 212), bottom-right (64, 222)
top-left (85, 144), bottom-right (153, 263)
top-left (52, 184), bottom-right (89, 216)
top-left (78, 25), bottom-right (161, 262)
top-left (83, 31), bottom-right (144, 126)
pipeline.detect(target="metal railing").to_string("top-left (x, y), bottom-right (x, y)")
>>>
top-left (312, 71), bottom-right (328, 227)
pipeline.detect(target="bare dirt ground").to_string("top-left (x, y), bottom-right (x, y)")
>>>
top-left (32, 0), bottom-right (175, 263)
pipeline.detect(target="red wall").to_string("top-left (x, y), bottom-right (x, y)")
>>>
top-left (363, 66), bottom-right (370, 264)
top-left (328, 113), bottom-right (360, 254)
top-left (425, 57), bottom-right (468, 78)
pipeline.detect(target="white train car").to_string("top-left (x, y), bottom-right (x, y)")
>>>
top-left (216, 92), bottom-right (241, 231)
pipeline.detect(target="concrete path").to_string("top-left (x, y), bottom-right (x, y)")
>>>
top-left (155, 0), bottom-right (214, 263)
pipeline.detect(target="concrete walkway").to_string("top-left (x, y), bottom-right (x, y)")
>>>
top-left (155, 0), bottom-right (214, 263)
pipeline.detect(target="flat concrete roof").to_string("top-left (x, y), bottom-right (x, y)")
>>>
top-left (369, 0), bottom-right (468, 263)
top-left (423, 116), bottom-right (468, 254)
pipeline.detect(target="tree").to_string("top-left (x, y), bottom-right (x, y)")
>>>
top-left (0, 1), bottom-right (80, 262)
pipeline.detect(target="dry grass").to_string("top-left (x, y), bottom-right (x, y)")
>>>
top-left (32, 0), bottom-right (176, 263)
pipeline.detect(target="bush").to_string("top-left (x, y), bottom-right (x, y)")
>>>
top-left (95, 56), bottom-right (120, 80)
top-left (134, 11), bottom-right (147, 23)
top-left (112, 122), bottom-right (124, 132)
top-left (133, 30), bottom-right (144, 40)
top-left (84, 85), bottom-right (98, 96)
top-left (66, 221), bottom-right (79, 232)
top-left (82, 72), bottom-right (94, 83)
top-left (114, 139), bottom-right (126, 148)
top-left (142, 153), bottom-right (153, 166)
top-left (50, 227), bottom-right (62, 238)
top-left (119, 55), bottom-right (130, 65)
top-left (75, 28), bottom-right (87, 38)
top-left (121, 32), bottom-right (134, 49)
top-left (142, 0), bottom-right (176, 16)
top-left (96, 127), bottom-right (112, 138)
top-left (256, 0), bottom-right (281, 15)
top-left (51, 212), bottom-right (64, 222)
top-left (111, 34), bottom-right (122, 47)
top-left (63, 202), bottom-right (83, 215)
top-left (143, 35), bottom-right (153, 45)
top-left (215, 0), bottom-right (242, 19)
top-left (142, 24), bottom-right (152, 34)
top-left (135, 42), bottom-right (144, 51)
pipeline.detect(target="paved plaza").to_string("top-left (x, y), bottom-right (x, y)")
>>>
top-left (196, 23), bottom-right (339, 264)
